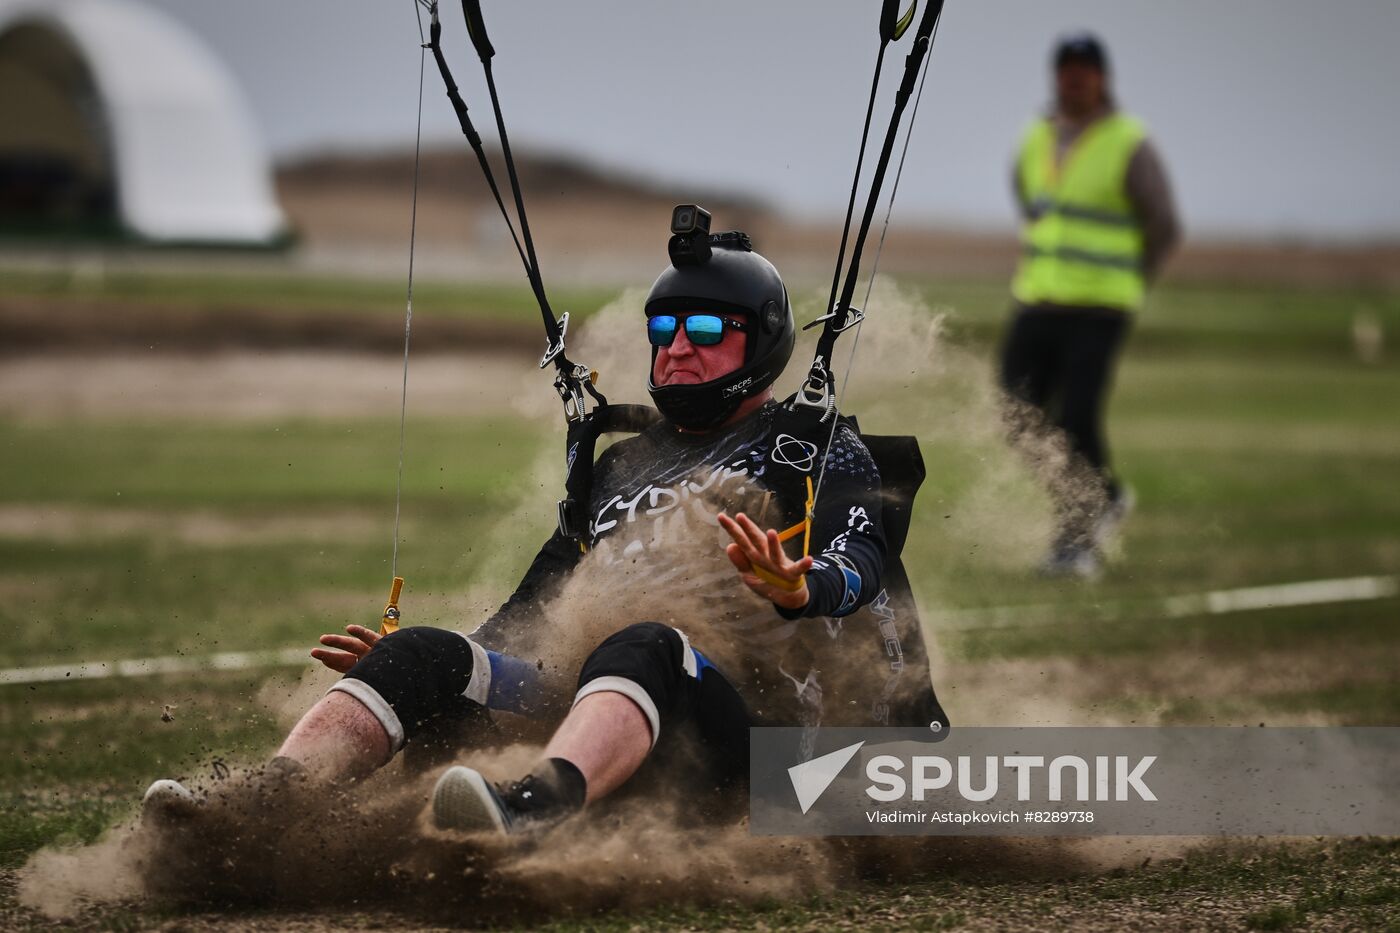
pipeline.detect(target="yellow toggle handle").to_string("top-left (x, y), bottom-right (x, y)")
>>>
top-left (755, 477), bottom-right (815, 593)
top-left (380, 576), bottom-right (404, 636)
top-left (753, 564), bottom-right (805, 592)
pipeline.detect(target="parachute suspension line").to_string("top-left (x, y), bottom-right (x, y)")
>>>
top-left (459, 0), bottom-right (581, 383)
top-left (859, 9), bottom-right (939, 310)
top-left (800, 0), bottom-right (944, 531)
top-left (474, 47), bottom-right (554, 336)
top-left (392, 2), bottom-right (429, 580)
top-left (819, 0), bottom-right (916, 321)
top-left (422, 2), bottom-right (531, 289)
top-left (856, 20), bottom-right (935, 301)
top-left (809, 24), bottom-right (938, 518)
top-left (424, 0), bottom-right (601, 421)
top-left (831, 1), bottom-right (945, 332)
top-left (824, 40), bottom-right (890, 321)
top-left (381, 0), bottom-right (434, 636)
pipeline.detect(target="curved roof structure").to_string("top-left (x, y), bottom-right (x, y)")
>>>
top-left (0, 0), bottom-right (285, 244)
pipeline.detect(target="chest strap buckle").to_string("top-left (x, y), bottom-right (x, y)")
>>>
top-left (557, 498), bottom-right (585, 540)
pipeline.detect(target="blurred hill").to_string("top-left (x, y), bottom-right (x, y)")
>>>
top-left (276, 147), bottom-right (1400, 290)
top-left (276, 147), bottom-right (772, 284)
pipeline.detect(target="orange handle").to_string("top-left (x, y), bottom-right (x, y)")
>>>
top-left (380, 576), bottom-right (404, 636)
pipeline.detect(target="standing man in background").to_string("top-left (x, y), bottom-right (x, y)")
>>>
top-left (1001, 32), bottom-right (1180, 578)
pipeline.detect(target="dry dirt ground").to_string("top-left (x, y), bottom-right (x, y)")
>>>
top-left (4, 837), bottom-right (1398, 933)
top-left (0, 350), bottom-right (533, 421)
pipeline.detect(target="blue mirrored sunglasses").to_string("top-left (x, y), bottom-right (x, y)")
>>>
top-left (647, 314), bottom-right (748, 347)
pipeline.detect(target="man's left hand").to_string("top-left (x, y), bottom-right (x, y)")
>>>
top-left (718, 511), bottom-right (813, 612)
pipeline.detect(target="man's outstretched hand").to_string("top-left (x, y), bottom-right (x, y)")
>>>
top-left (718, 511), bottom-right (813, 612)
top-left (311, 624), bottom-right (381, 673)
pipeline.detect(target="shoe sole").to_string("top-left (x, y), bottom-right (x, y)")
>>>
top-left (141, 779), bottom-right (199, 825)
top-left (1038, 558), bottom-right (1102, 581)
top-left (1092, 490), bottom-right (1137, 551)
top-left (432, 766), bottom-right (508, 834)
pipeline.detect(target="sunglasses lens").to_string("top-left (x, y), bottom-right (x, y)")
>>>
top-left (647, 315), bottom-right (678, 346)
top-left (685, 314), bottom-right (725, 346)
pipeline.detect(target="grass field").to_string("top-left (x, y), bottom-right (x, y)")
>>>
top-left (2, 267), bottom-right (1398, 929)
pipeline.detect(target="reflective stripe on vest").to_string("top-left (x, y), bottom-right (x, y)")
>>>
top-left (1012, 113), bottom-right (1147, 310)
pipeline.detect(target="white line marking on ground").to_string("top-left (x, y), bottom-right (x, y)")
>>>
top-left (0, 647), bottom-right (309, 686)
top-left (2, 575), bottom-right (1396, 685)
top-left (936, 574), bottom-right (1399, 631)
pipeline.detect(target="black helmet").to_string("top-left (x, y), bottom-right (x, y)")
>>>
top-left (645, 220), bottom-right (794, 430)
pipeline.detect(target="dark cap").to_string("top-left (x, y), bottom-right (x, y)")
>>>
top-left (1053, 32), bottom-right (1109, 72)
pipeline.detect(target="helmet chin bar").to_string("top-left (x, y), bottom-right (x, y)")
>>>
top-left (649, 358), bottom-right (781, 431)
top-left (649, 382), bottom-right (744, 431)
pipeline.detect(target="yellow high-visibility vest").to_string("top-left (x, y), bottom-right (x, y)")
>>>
top-left (1012, 113), bottom-right (1147, 310)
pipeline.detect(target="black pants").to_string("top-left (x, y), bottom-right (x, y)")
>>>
top-left (999, 304), bottom-right (1130, 535)
top-left (577, 622), bottom-right (755, 793)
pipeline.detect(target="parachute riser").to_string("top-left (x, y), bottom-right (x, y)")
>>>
top-left (797, 0), bottom-right (946, 400)
top-left (792, 0), bottom-right (947, 521)
top-left (420, 1), bottom-right (604, 426)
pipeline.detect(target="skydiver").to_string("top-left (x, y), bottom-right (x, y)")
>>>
top-left (144, 227), bottom-right (940, 834)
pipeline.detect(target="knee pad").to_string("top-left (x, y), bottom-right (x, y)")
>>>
top-left (331, 627), bottom-right (487, 753)
top-left (575, 622), bottom-right (700, 748)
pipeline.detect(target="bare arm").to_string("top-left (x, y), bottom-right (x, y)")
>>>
top-left (1126, 138), bottom-right (1182, 282)
top-left (1011, 157), bottom-right (1033, 220)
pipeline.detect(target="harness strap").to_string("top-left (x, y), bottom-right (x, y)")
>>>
top-left (557, 404), bottom-right (663, 541)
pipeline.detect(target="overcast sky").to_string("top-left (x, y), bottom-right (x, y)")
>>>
top-left (136, 0), bottom-right (1400, 241)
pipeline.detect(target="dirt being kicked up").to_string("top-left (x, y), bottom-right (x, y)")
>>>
top-left (15, 749), bottom-right (1190, 928)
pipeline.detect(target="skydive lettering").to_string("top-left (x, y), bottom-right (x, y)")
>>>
top-left (864, 755), bottom-right (1157, 802)
top-left (590, 460), bottom-right (753, 537)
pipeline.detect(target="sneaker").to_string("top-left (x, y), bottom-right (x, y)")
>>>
top-left (141, 779), bottom-right (201, 825)
top-left (141, 756), bottom-right (304, 827)
top-left (1092, 486), bottom-right (1136, 552)
top-left (1038, 540), bottom-right (1102, 581)
top-left (432, 766), bottom-right (579, 835)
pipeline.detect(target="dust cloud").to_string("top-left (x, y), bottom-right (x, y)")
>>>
top-left (18, 280), bottom-right (1167, 923)
top-left (16, 757), bottom-right (1127, 924)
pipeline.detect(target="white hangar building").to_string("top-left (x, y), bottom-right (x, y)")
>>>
top-left (0, 0), bottom-right (285, 245)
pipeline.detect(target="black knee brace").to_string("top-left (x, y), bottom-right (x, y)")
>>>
top-left (575, 621), bottom-right (699, 747)
top-left (334, 627), bottom-right (482, 751)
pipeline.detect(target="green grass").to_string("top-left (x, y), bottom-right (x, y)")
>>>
top-left (1, 417), bottom-right (550, 666)
top-left (0, 267), bottom-right (620, 325)
top-left (900, 351), bottom-right (1400, 611)
top-left (5, 416), bottom-right (544, 508)
top-left (911, 277), bottom-right (1400, 359)
top-left (2, 273), bottom-right (1399, 927)
top-left (0, 267), bottom-right (624, 336)
top-left (0, 674), bottom-right (288, 873)
top-left (7, 265), bottom-right (1400, 358)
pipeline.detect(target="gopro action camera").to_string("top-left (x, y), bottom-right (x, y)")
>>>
top-left (668, 203), bottom-right (713, 266)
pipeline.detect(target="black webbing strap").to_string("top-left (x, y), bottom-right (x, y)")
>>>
top-left (810, 0), bottom-right (947, 384)
top-left (423, 1), bottom-right (580, 385)
top-left (557, 404), bottom-right (662, 540)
